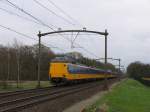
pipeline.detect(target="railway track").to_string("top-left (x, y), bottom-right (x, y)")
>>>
top-left (0, 79), bottom-right (118, 112)
top-left (0, 86), bottom-right (54, 98)
top-left (0, 82), bottom-right (101, 112)
top-left (0, 86), bottom-right (60, 103)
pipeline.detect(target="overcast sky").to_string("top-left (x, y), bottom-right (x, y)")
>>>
top-left (0, 0), bottom-right (150, 68)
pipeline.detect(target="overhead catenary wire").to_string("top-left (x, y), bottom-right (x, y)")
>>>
top-left (33, 0), bottom-right (75, 26)
top-left (0, 7), bottom-right (65, 30)
top-left (0, 24), bottom-right (66, 52)
top-left (81, 47), bottom-right (99, 59)
top-left (0, 0), bottom-right (65, 29)
top-left (3, 0), bottom-right (100, 58)
top-left (0, 24), bottom-right (37, 40)
top-left (46, 0), bottom-right (83, 27)
top-left (0, 7), bottom-right (42, 25)
top-left (4, 0), bottom-right (58, 29)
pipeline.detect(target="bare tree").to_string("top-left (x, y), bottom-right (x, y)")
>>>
top-left (0, 45), bottom-right (8, 88)
top-left (2, 43), bottom-right (11, 88)
top-left (5, 43), bottom-right (10, 88)
top-left (13, 39), bottom-right (21, 88)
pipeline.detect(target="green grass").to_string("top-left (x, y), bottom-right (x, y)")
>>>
top-left (0, 81), bottom-right (51, 92)
top-left (86, 79), bottom-right (150, 112)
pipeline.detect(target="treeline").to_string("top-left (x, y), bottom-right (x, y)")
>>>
top-left (0, 42), bottom-right (55, 83)
top-left (127, 61), bottom-right (150, 85)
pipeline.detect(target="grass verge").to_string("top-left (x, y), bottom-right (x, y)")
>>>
top-left (86, 79), bottom-right (150, 112)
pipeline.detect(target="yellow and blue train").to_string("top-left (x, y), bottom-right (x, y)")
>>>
top-left (142, 76), bottom-right (150, 86)
top-left (142, 77), bottom-right (150, 81)
top-left (49, 58), bottom-right (119, 85)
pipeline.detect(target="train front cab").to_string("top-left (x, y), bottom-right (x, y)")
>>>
top-left (49, 62), bottom-right (69, 84)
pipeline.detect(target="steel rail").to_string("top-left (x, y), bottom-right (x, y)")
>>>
top-left (0, 81), bottom-right (103, 112)
top-left (0, 84), bottom-right (85, 107)
top-left (0, 86), bottom-right (54, 98)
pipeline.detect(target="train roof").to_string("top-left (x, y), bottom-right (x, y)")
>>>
top-left (51, 57), bottom-right (75, 63)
